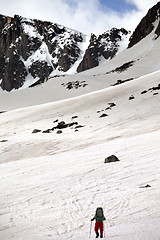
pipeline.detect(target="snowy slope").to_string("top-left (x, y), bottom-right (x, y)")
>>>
top-left (0, 25), bottom-right (160, 111)
top-left (0, 68), bottom-right (160, 239)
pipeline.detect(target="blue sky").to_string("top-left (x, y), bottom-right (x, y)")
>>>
top-left (99, 0), bottom-right (137, 13)
top-left (0, 0), bottom-right (159, 34)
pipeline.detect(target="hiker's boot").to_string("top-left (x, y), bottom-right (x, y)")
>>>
top-left (96, 232), bottom-right (99, 238)
top-left (100, 234), bottom-right (103, 238)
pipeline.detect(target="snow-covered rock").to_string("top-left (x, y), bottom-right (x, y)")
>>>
top-left (0, 14), bottom-right (130, 91)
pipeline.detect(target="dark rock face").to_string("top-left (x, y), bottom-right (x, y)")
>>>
top-left (128, 2), bottom-right (160, 48)
top-left (1, 48), bottom-right (27, 91)
top-left (77, 28), bottom-right (129, 72)
top-left (0, 14), bottom-right (84, 91)
top-left (77, 34), bottom-right (99, 72)
top-left (28, 61), bottom-right (53, 80)
top-left (0, 15), bottom-right (28, 91)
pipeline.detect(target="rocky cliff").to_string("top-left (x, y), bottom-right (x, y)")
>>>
top-left (0, 15), bottom-right (85, 91)
top-left (0, 14), bottom-right (130, 91)
top-left (77, 28), bottom-right (129, 72)
top-left (128, 1), bottom-right (160, 48)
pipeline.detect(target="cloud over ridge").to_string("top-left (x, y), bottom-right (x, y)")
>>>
top-left (0, 0), bottom-right (159, 34)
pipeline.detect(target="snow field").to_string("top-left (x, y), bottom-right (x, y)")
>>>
top-left (0, 132), bottom-right (160, 240)
top-left (0, 68), bottom-right (160, 239)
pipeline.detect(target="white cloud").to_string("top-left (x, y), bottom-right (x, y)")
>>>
top-left (0, 0), bottom-right (159, 35)
top-left (125, 0), bottom-right (159, 11)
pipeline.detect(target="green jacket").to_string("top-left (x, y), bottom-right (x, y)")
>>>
top-left (92, 215), bottom-right (106, 222)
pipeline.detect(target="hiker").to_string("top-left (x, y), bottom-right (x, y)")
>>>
top-left (91, 207), bottom-right (106, 238)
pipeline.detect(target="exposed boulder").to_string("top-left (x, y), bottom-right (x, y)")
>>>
top-left (141, 90), bottom-right (148, 94)
top-left (139, 184), bottom-right (151, 188)
top-left (129, 95), bottom-right (135, 100)
top-left (99, 113), bottom-right (108, 118)
top-left (108, 102), bottom-right (116, 108)
top-left (42, 129), bottom-right (52, 133)
top-left (104, 155), bottom-right (120, 163)
top-left (57, 130), bottom-right (62, 134)
top-left (71, 116), bottom-right (78, 120)
top-left (0, 140), bottom-right (8, 142)
top-left (32, 129), bottom-right (41, 133)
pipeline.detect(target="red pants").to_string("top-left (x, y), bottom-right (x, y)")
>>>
top-left (95, 222), bottom-right (103, 235)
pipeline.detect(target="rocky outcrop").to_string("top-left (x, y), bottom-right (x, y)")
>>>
top-left (28, 61), bottom-right (53, 80)
top-left (77, 33), bottom-right (99, 72)
top-left (32, 120), bottom-right (84, 134)
top-left (77, 28), bottom-right (129, 72)
top-left (104, 155), bottom-right (120, 163)
top-left (128, 2), bottom-right (160, 48)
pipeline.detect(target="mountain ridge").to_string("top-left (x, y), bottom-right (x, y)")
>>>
top-left (1, 19), bottom-right (160, 111)
top-left (0, 2), bottom-right (160, 93)
top-left (0, 14), bottom-right (130, 91)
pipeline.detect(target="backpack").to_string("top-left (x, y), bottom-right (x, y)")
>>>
top-left (95, 207), bottom-right (104, 218)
